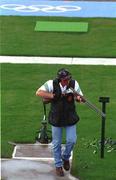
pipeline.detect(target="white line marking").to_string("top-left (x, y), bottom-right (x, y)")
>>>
top-left (0, 56), bottom-right (116, 65)
top-left (12, 143), bottom-right (73, 161)
top-left (12, 145), bottom-right (17, 159)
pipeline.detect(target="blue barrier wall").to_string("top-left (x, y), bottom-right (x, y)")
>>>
top-left (0, 0), bottom-right (116, 17)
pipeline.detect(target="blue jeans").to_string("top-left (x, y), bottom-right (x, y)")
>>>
top-left (52, 125), bottom-right (77, 167)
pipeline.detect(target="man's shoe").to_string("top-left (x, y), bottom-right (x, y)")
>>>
top-left (62, 159), bottom-right (70, 171)
top-left (56, 167), bottom-right (64, 176)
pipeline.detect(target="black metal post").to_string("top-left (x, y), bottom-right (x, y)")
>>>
top-left (36, 102), bottom-right (52, 144)
top-left (99, 97), bottom-right (110, 158)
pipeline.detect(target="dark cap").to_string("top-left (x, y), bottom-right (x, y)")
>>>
top-left (57, 68), bottom-right (72, 80)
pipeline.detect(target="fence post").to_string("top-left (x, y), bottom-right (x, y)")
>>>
top-left (99, 97), bottom-right (110, 158)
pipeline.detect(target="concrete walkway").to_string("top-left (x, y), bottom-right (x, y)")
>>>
top-left (1, 144), bottom-right (79, 180)
top-left (1, 159), bottom-right (79, 180)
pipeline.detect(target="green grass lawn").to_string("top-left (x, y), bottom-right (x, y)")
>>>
top-left (1, 63), bottom-right (116, 179)
top-left (0, 16), bottom-right (116, 57)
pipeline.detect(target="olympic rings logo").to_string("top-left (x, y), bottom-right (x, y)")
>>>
top-left (0, 4), bottom-right (82, 13)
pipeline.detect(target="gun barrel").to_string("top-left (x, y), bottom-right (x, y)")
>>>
top-left (85, 100), bottom-right (106, 118)
top-left (69, 88), bottom-right (106, 118)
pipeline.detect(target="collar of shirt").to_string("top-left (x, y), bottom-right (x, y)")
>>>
top-left (59, 83), bottom-right (67, 93)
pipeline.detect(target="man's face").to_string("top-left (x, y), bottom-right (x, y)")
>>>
top-left (60, 78), bottom-right (70, 86)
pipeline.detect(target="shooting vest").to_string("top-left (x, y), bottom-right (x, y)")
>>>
top-left (48, 79), bottom-right (79, 127)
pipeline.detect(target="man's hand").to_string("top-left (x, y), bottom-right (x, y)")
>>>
top-left (75, 95), bottom-right (85, 103)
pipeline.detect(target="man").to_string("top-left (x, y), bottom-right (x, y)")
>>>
top-left (36, 68), bottom-right (83, 176)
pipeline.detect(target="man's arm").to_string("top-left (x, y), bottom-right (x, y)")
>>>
top-left (36, 80), bottom-right (54, 103)
top-left (74, 81), bottom-right (84, 103)
top-left (36, 89), bottom-right (54, 99)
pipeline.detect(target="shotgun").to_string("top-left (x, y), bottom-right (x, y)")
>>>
top-left (67, 87), bottom-right (106, 118)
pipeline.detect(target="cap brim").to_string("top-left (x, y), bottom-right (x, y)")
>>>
top-left (61, 76), bottom-right (71, 80)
